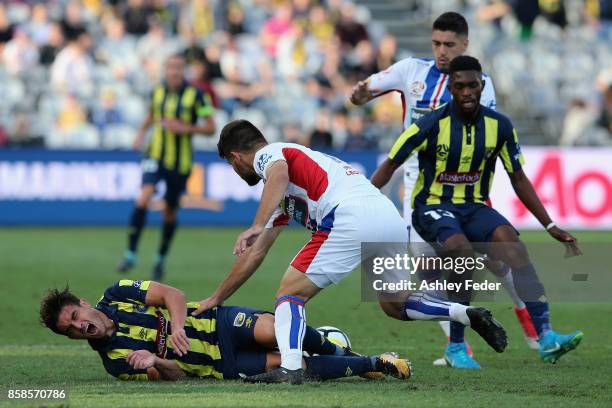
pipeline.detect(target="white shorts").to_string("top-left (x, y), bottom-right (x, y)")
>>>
top-left (290, 196), bottom-right (409, 289)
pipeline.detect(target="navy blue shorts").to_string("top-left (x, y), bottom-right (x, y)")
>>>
top-left (141, 159), bottom-right (189, 209)
top-left (216, 306), bottom-right (270, 380)
top-left (412, 202), bottom-right (515, 245)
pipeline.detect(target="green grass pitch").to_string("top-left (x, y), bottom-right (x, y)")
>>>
top-left (1, 228), bottom-right (611, 407)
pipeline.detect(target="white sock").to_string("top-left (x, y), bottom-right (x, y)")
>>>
top-left (498, 269), bottom-right (526, 309)
top-left (274, 295), bottom-right (306, 370)
top-left (438, 320), bottom-right (451, 337)
top-left (449, 303), bottom-right (471, 326)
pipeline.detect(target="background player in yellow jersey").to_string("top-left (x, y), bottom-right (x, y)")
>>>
top-left (371, 56), bottom-right (583, 365)
top-left (40, 280), bottom-right (411, 381)
top-left (117, 55), bottom-right (215, 280)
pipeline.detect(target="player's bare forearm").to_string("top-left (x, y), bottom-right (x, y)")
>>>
top-left (509, 170), bottom-right (553, 227)
top-left (371, 158), bottom-right (401, 189)
top-left (211, 227), bottom-right (282, 303)
top-left (145, 282), bottom-right (187, 331)
top-left (145, 283), bottom-right (190, 355)
top-left (134, 112), bottom-right (153, 148)
top-left (153, 357), bottom-right (187, 381)
top-left (192, 117), bottom-right (216, 135)
top-left (252, 161), bottom-right (289, 229)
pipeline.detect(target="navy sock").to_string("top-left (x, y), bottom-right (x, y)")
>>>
top-left (449, 301), bottom-right (469, 343)
top-left (525, 301), bottom-right (551, 337)
top-left (127, 207), bottom-right (147, 253)
top-left (158, 220), bottom-right (177, 258)
top-left (449, 321), bottom-right (466, 343)
top-left (304, 355), bottom-right (374, 380)
top-left (512, 263), bottom-right (552, 336)
top-left (302, 326), bottom-right (343, 356)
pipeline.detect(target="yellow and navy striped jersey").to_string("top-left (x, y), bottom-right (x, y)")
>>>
top-left (388, 101), bottom-right (524, 208)
top-left (88, 280), bottom-right (223, 381)
top-left (146, 83), bottom-right (214, 174)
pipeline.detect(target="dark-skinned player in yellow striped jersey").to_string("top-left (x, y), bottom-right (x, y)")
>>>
top-left (40, 280), bottom-right (411, 382)
top-left (371, 56), bottom-right (583, 365)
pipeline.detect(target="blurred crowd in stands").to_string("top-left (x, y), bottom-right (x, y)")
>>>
top-left (0, 0), bottom-right (610, 150)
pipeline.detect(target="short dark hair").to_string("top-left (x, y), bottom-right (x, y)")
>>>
top-left (40, 286), bottom-right (80, 335)
top-left (449, 55), bottom-right (482, 77)
top-left (217, 119), bottom-right (267, 159)
top-left (433, 12), bottom-right (469, 36)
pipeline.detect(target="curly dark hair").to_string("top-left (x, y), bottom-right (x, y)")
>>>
top-left (39, 286), bottom-right (80, 335)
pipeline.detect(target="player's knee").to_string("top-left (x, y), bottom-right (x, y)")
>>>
top-left (441, 235), bottom-right (473, 258)
top-left (378, 300), bottom-right (404, 320)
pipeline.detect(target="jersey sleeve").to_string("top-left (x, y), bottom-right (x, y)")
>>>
top-left (100, 350), bottom-right (149, 381)
top-left (102, 280), bottom-right (151, 305)
top-left (387, 122), bottom-right (430, 165)
top-left (481, 73), bottom-right (497, 111)
top-left (367, 58), bottom-right (415, 97)
top-left (253, 144), bottom-right (287, 181)
top-left (194, 89), bottom-right (214, 118)
top-left (264, 207), bottom-right (289, 229)
top-left (498, 118), bottom-right (525, 173)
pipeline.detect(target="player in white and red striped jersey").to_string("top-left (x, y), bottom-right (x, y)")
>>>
top-left (350, 12), bottom-right (538, 368)
top-left (189, 119), bottom-right (508, 384)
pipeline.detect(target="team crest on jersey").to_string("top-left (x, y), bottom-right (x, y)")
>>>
top-left (461, 156), bottom-right (472, 165)
top-left (133, 280), bottom-right (141, 288)
top-left (410, 80), bottom-right (425, 96)
top-left (257, 154), bottom-right (272, 173)
top-left (436, 144), bottom-right (450, 159)
top-left (233, 312), bottom-right (246, 327)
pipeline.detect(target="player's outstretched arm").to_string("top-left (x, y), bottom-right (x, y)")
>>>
top-left (509, 170), bottom-right (581, 255)
top-left (371, 158), bottom-right (401, 189)
top-left (234, 160), bottom-right (289, 255)
top-left (145, 282), bottom-right (190, 356)
top-left (191, 226), bottom-right (284, 316)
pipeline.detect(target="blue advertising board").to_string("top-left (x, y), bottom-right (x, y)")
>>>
top-left (0, 150), bottom-right (386, 225)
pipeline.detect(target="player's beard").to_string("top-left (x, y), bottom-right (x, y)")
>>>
top-left (240, 171), bottom-right (261, 186)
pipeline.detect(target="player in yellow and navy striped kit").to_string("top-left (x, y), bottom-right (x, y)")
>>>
top-left (39, 280), bottom-right (412, 381)
top-left (371, 56), bottom-right (584, 366)
top-left (117, 54), bottom-right (216, 280)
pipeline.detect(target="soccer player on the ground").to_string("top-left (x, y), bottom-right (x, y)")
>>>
top-left (189, 119), bottom-right (508, 384)
top-left (350, 11), bottom-right (538, 368)
top-left (370, 55), bottom-right (584, 365)
top-left (116, 54), bottom-right (216, 281)
top-left (39, 279), bottom-right (411, 381)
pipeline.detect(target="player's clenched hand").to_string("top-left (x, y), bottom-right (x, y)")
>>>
top-left (170, 326), bottom-right (190, 357)
top-left (548, 226), bottom-right (582, 257)
top-left (233, 225), bottom-right (263, 255)
top-left (350, 80), bottom-right (380, 105)
top-left (161, 119), bottom-right (192, 134)
top-left (127, 350), bottom-right (157, 370)
top-left (190, 297), bottom-right (220, 317)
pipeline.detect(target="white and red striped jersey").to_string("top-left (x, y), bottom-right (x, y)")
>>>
top-left (368, 57), bottom-right (497, 130)
top-left (253, 143), bottom-right (381, 230)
